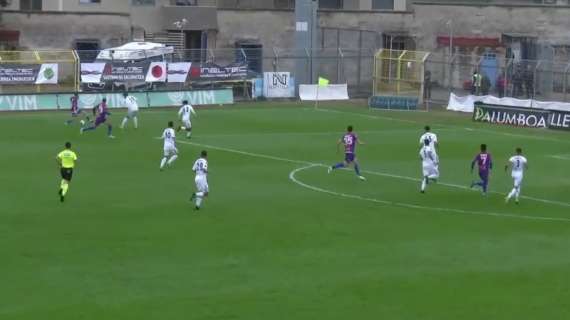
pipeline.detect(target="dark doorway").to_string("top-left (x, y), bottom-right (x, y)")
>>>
top-left (184, 30), bottom-right (204, 62)
top-left (75, 40), bottom-right (100, 62)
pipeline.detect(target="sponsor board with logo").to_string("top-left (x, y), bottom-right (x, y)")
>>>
top-left (190, 62), bottom-right (248, 81)
top-left (81, 62), bottom-right (166, 84)
top-left (149, 89), bottom-right (234, 106)
top-left (0, 63), bottom-right (58, 85)
top-left (263, 72), bottom-right (295, 98)
top-left (472, 102), bottom-right (570, 131)
top-left (0, 89), bottom-right (234, 111)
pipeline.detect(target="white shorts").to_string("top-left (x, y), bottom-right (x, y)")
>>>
top-left (422, 163), bottom-right (439, 178)
top-left (195, 176), bottom-right (209, 193)
top-left (512, 172), bottom-right (523, 188)
top-left (182, 119), bottom-right (191, 129)
top-left (127, 110), bottom-right (138, 118)
top-left (164, 145), bottom-right (178, 157)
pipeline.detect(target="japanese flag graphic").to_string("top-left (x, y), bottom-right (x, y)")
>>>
top-left (145, 62), bottom-right (166, 82)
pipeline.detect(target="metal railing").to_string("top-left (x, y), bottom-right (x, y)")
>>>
top-left (2, 48), bottom-right (570, 105)
top-left (424, 52), bottom-right (570, 106)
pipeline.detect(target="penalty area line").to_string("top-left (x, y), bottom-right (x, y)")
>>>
top-left (289, 165), bottom-right (570, 223)
top-left (174, 140), bottom-right (570, 208)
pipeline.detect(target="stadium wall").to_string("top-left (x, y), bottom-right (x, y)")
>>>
top-left (0, 89), bottom-right (234, 111)
top-left (413, 3), bottom-right (570, 53)
top-left (0, 10), bottom-right (131, 49)
top-left (216, 8), bottom-right (412, 49)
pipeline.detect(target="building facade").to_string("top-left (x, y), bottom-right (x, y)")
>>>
top-left (1, 0), bottom-right (570, 62)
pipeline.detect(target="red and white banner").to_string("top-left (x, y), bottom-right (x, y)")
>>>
top-left (167, 62), bottom-right (192, 83)
top-left (145, 62), bottom-right (166, 82)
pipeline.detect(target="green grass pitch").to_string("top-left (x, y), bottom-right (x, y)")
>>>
top-left (1, 101), bottom-right (570, 319)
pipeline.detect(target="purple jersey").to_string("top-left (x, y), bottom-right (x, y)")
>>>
top-left (97, 101), bottom-right (108, 114)
top-left (342, 133), bottom-right (357, 154)
top-left (70, 96), bottom-right (79, 114)
top-left (473, 152), bottom-right (492, 173)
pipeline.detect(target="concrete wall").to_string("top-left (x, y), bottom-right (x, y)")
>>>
top-left (59, 0), bottom-right (130, 13)
top-left (412, 3), bottom-right (570, 52)
top-left (2, 0), bottom-right (18, 10)
top-left (216, 8), bottom-right (412, 48)
top-left (1, 11), bottom-right (131, 49)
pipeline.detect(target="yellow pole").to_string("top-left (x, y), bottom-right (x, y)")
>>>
top-left (34, 51), bottom-right (41, 93)
top-left (396, 50), bottom-right (407, 96)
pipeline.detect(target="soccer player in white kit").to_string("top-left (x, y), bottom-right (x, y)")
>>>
top-left (178, 100), bottom-right (196, 138)
top-left (420, 138), bottom-right (439, 193)
top-left (190, 150), bottom-right (209, 210)
top-left (120, 92), bottom-right (139, 129)
top-left (419, 125), bottom-right (438, 150)
top-left (159, 121), bottom-right (178, 170)
top-left (505, 147), bottom-right (528, 204)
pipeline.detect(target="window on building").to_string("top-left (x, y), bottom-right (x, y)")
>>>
top-left (383, 34), bottom-right (409, 51)
top-left (274, 0), bottom-right (295, 9)
top-left (79, 0), bottom-right (101, 4)
top-left (372, 0), bottom-right (394, 10)
top-left (319, 0), bottom-right (342, 9)
top-left (132, 0), bottom-right (156, 5)
top-left (175, 0), bottom-right (198, 5)
top-left (20, 0), bottom-right (42, 10)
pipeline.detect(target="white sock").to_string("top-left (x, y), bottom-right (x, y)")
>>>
top-left (515, 187), bottom-right (520, 200)
top-left (133, 117), bottom-right (138, 129)
top-left (120, 117), bottom-right (128, 128)
top-left (195, 192), bottom-right (204, 197)
top-left (421, 177), bottom-right (427, 191)
top-left (428, 174), bottom-right (438, 180)
top-left (160, 157), bottom-right (168, 169)
top-left (187, 131), bottom-right (191, 138)
top-left (196, 196), bottom-right (203, 207)
top-left (167, 155), bottom-right (178, 166)
top-left (507, 188), bottom-right (516, 199)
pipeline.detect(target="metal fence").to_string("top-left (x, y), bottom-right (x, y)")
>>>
top-left (0, 50), bottom-right (77, 94)
top-left (2, 47), bottom-right (570, 106)
top-left (0, 47), bottom-right (378, 97)
top-left (424, 52), bottom-right (570, 107)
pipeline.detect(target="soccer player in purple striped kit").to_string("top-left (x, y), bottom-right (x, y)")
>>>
top-left (80, 98), bottom-right (115, 138)
top-left (471, 144), bottom-right (493, 195)
top-left (328, 125), bottom-right (366, 180)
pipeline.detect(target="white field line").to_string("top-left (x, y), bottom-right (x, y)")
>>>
top-left (175, 128), bottom-right (457, 139)
top-left (176, 140), bottom-right (570, 209)
top-left (548, 155), bottom-right (570, 161)
top-left (289, 165), bottom-right (570, 223)
top-left (314, 108), bottom-right (570, 144)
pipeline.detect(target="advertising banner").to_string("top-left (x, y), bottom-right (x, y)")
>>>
top-left (0, 89), bottom-right (234, 111)
top-left (101, 62), bottom-right (147, 82)
top-left (190, 62), bottom-right (248, 81)
top-left (299, 84), bottom-right (349, 101)
top-left (80, 63), bottom-right (105, 83)
top-left (167, 62), bottom-right (192, 83)
top-left (471, 102), bottom-right (569, 130)
top-left (263, 72), bottom-right (295, 98)
top-left (149, 89), bottom-right (234, 107)
top-left (369, 95), bottom-right (418, 110)
top-left (548, 111), bottom-right (570, 131)
top-left (0, 63), bottom-right (58, 85)
top-left (447, 93), bottom-right (570, 113)
top-left (81, 62), bottom-right (167, 84)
